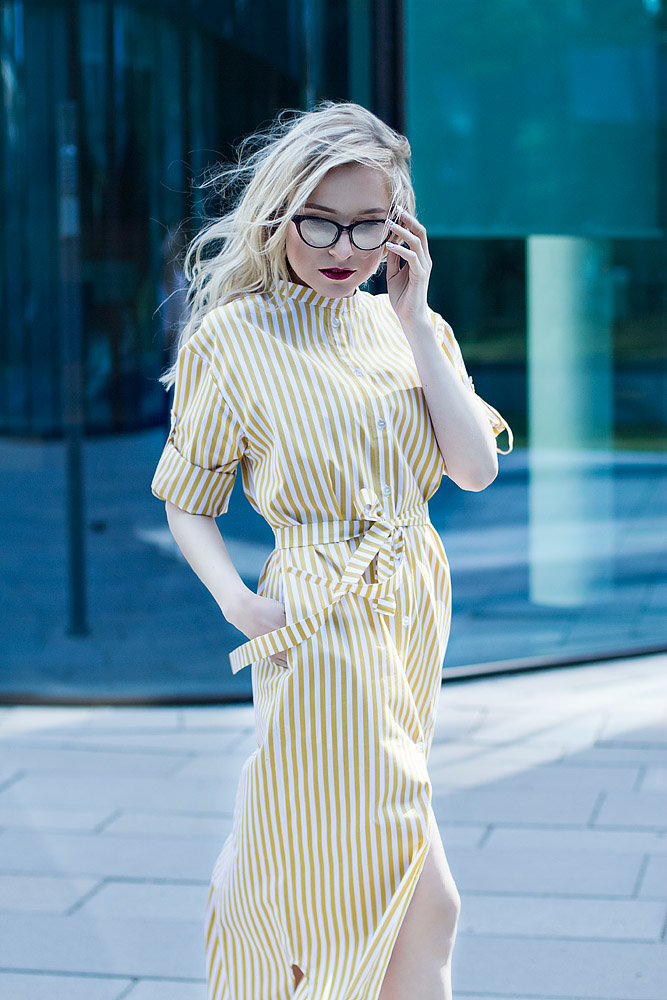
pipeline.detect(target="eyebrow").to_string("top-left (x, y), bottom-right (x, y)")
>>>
top-left (304, 202), bottom-right (388, 216)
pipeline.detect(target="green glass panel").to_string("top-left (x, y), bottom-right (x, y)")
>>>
top-left (405, 0), bottom-right (664, 237)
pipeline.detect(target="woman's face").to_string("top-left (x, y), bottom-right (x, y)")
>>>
top-left (285, 164), bottom-right (391, 297)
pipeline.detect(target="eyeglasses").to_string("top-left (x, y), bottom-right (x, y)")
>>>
top-left (291, 215), bottom-right (390, 251)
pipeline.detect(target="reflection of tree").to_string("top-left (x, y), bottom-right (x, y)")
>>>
top-left (437, 0), bottom-right (656, 77)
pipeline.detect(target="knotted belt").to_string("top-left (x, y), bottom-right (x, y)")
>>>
top-left (228, 488), bottom-right (429, 674)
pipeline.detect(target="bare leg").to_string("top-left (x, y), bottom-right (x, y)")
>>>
top-left (378, 824), bottom-right (461, 1000)
top-left (292, 964), bottom-right (304, 988)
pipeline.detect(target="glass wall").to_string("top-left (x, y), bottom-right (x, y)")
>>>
top-left (406, 0), bottom-right (667, 672)
top-left (1, 0), bottom-right (664, 703)
top-left (0, 0), bottom-right (307, 701)
top-left (0, 0), bottom-right (302, 436)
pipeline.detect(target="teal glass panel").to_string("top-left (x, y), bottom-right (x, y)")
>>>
top-left (405, 0), bottom-right (664, 236)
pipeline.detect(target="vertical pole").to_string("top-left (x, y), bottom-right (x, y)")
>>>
top-left (303, 0), bottom-right (321, 108)
top-left (348, 0), bottom-right (372, 109)
top-left (373, 0), bottom-right (404, 131)
top-left (57, 100), bottom-right (89, 635)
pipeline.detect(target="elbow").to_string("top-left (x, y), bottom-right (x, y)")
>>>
top-left (467, 465), bottom-right (498, 492)
top-left (451, 452), bottom-right (498, 492)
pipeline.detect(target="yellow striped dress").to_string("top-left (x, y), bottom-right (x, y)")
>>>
top-left (151, 279), bottom-right (510, 1000)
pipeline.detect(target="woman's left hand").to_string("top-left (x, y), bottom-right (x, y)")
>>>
top-left (385, 208), bottom-right (432, 331)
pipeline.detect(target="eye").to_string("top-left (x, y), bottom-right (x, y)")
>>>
top-left (298, 217), bottom-right (339, 247)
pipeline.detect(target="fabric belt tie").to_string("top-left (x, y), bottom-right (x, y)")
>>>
top-left (228, 488), bottom-right (429, 674)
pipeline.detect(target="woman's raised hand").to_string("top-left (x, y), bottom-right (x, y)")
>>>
top-left (385, 208), bottom-right (432, 331)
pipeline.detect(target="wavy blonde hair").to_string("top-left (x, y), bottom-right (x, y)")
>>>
top-left (161, 101), bottom-right (415, 387)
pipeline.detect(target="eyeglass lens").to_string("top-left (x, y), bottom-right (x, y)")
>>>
top-left (298, 217), bottom-right (388, 250)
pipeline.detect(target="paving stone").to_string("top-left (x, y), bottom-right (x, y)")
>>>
top-left (454, 935), bottom-right (667, 998)
top-left (594, 791), bottom-right (667, 830)
top-left (462, 715), bottom-right (607, 748)
top-left (0, 707), bottom-right (102, 738)
top-left (0, 806), bottom-right (117, 833)
top-left (0, 829), bottom-right (220, 881)
top-left (430, 761), bottom-right (639, 793)
top-left (597, 707), bottom-right (667, 742)
top-left (641, 767), bottom-right (667, 792)
top-left (100, 810), bottom-right (231, 839)
top-left (598, 726), bottom-right (667, 749)
top-left (436, 823), bottom-right (489, 848)
top-left (180, 706), bottom-right (256, 730)
top-left (459, 894), bottom-right (666, 941)
top-left (428, 738), bottom-right (566, 767)
top-left (0, 772), bottom-right (239, 815)
top-left (0, 766), bottom-right (22, 789)
top-left (483, 826), bottom-right (667, 855)
top-left (429, 707), bottom-right (488, 738)
top-left (433, 786), bottom-right (598, 826)
top-left (568, 746), bottom-right (667, 767)
top-left (7, 730), bottom-right (247, 753)
top-left (638, 854), bottom-right (667, 899)
top-left (64, 708), bottom-right (186, 731)
top-left (123, 981), bottom-right (206, 1000)
top-left (0, 971), bottom-right (132, 1000)
top-left (0, 912), bottom-right (203, 979)
top-left (76, 880), bottom-right (209, 920)
top-left (168, 754), bottom-right (251, 781)
top-left (447, 846), bottom-right (643, 897)
top-left (0, 874), bottom-right (99, 914)
top-left (1, 746), bottom-right (188, 776)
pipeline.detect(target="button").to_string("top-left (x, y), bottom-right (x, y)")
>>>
top-left (331, 317), bottom-right (341, 329)
top-left (402, 615), bottom-right (410, 628)
top-left (382, 484), bottom-right (391, 497)
top-left (377, 418), bottom-right (386, 430)
top-left (353, 367), bottom-right (364, 377)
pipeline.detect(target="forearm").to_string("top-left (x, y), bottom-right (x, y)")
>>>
top-left (165, 501), bottom-right (248, 618)
top-left (408, 320), bottom-right (498, 491)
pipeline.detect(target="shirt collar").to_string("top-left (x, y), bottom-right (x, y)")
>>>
top-left (272, 279), bottom-right (360, 316)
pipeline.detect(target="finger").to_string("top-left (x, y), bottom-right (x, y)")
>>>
top-left (387, 219), bottom-right (429, 261)
top-left (386, 242), bottom-right (422, 271)
top-left (395, 206), bottom-right (426, 232)
top-left (387, 221), bottom-right (422, 249)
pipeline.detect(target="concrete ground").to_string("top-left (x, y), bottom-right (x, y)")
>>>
top-left (1, 653), bottom-right (666, 1000)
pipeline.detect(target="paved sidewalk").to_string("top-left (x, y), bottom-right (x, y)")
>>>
top-left (0, 654), bottom-right (666, 1000)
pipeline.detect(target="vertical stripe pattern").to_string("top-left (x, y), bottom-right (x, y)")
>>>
top-left (151, 280), bottom-right (511, 1000)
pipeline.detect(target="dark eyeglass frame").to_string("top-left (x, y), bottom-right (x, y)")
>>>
top-left (291, 214), bottom-right (390, 251)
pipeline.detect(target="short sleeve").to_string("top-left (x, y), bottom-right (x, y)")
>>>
top-left (429, 309), bottom-right (513, 455)
top-left (151, 344), bottom-right (246, 516)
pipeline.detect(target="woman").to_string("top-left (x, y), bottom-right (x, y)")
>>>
top-left (152, 102), bottom-right (511, 1000)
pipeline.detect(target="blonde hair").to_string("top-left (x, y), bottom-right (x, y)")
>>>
top-left (161, 101), bottom-right (415, 388)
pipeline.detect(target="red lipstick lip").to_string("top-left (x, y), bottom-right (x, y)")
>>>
top-left (319, 268), bottom-right (356, 280)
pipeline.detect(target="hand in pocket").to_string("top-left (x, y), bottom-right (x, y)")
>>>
top-left (226, 589), bottom-right (288, 667)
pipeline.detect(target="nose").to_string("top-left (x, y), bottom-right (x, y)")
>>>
top-left (329, 230), bottom-right (355, 260)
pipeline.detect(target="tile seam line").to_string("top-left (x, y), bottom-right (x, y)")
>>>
top-left (0, 967), bottom-right (205, 982)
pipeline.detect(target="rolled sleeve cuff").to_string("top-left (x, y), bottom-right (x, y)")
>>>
top-left (478, 393), bottom-right (514, 455)
top-left (151, 440), bottom-right (237, 516)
